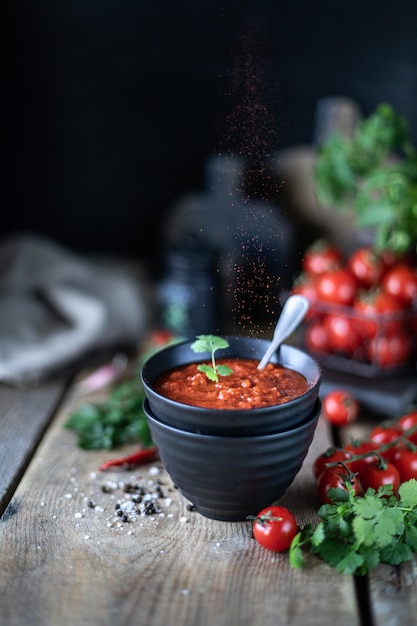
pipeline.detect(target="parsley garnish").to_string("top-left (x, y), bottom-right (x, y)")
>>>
top-left (191, 335), bottom-right (233, 382)
top-left (290, 479), bottom-right (417, 576)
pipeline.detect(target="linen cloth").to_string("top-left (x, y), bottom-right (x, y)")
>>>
top-left (0, 233), bottom-right (150, 385)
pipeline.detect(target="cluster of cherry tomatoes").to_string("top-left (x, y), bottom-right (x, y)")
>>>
top-left (249, 392), bottom-right (417, 553)
top-left (314, 403), bottom-right (417, 504)
top-left (292, 240), bottom-right (417, 369)
top-left (250, 388), bottom-right (417, 553)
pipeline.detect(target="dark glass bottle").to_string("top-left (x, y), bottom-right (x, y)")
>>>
top-left (160, 153), bottom-right (297, 333)
top-left (157, 242), bottom-right (221, 339)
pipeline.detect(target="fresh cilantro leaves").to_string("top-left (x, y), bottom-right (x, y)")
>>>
top-left (64, 376), bottom-right (152, 450)
top-left (191, 335), bottom-right (233, 382)
top-left (314, 103), bottom-right (417, 255)
top-left (290, 479), bottom-right (417, 576)
top-left (65, 332), bottom-right (180, 450)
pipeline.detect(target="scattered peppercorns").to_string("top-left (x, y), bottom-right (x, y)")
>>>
top-left (66, 464), bottom-right (189, 535)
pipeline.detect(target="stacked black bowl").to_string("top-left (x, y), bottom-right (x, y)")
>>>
top-left (141, 336), bottom-right (322, 521)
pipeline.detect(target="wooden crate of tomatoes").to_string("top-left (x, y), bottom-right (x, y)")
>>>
top-left (291, 240), bottom-right (417, 376)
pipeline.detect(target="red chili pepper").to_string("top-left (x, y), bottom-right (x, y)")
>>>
top-left (99, 446), bottom-right (159, 471)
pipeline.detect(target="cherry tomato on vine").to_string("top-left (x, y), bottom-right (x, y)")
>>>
top-left (344, 439), bottom-right (380, 475)
top-left (313, 447), bottom-right (353, 479)
top-left (380, 249), bottom-right (411, 272)
top-left (251, 506), bottom-right (298, 552)
top-left (353, 289), bottom-right (404, 339)
top-left (360, 460), bottom-right (401, 494)
top-left (149, 329), bottom-right (176, 345)
top-left (304, 321), bottom-right (331, 353)
top-left (302, 240), bottom-right (342, 275)
top-left (291, 272), bottom-right (320, 318)
top-left (324, 313), bottom-right (363, 355)
top-left (366, 332), bottom-right (411, 368)
top-left (398, 411), bottom-right (417, 445)
top-left (391, 445), bottom-right (417, 482)
top-left (369, 423), bottom-right (403, 459)
top-left (317, 467), bottom-right (360, 504)
top-left (322, 389), bottom-right (360, 426)
top-left (382, 264), bottom-right (417, 307)
top-left (316, 268), bottom-right (358, 306)
top-left (347, 247), bottom-right (385, 288)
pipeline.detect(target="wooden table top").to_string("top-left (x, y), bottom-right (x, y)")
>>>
top-left (1, 361), bottom-right (416, 626)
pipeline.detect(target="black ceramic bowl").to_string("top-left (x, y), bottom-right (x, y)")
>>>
top-left (141, 335), bottom-right (321, 436)
top-left (143, 397), bottom-right (321, 521)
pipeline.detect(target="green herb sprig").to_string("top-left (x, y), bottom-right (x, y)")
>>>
top-left (191, 335), bottom-right (233, 382)
top-left (314, 103), bottom-right (417, 255)
top-left (64, 371), bottom-right (152, 450)
top-left (290, 479), bottom-right (417, 576)
top-left (65, 333), bottom-right (180, 450)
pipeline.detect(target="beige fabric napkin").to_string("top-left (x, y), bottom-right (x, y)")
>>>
top-left (0, 233), bottom-right (150, 385)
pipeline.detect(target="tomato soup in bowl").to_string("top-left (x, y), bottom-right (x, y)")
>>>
top-left (141, 335), bottom-right (321, 436)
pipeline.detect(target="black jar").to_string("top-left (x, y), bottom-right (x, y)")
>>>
top-left (157, 245), bottom-right (221, 339)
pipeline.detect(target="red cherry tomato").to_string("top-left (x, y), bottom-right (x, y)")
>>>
top-left (317, 269), bottom-right (358, 306)
top-left (324, 313), bottom-right (363, 356)
top-left (391, 445), bottom-right (417, 482)
top-left (380, 249), bottom-right (411, 272)
top-left (302, 240), bottom-right (342, 275)
top-left (344, 440), bottom-right (380, 475)
top-left (360, 461), bottom-right (401, 494)
top-left (291, 273), bottom-right (320, 319)
top-left (149, 329), bottom-right (176, 345)
top-left (348, 247), bottom-right (385, 288)
top-left (313, 447), bottom-right (353, 479)
top-left (304, 321), bottom-right (331, 353)
top-left (317, 467), bottom-right (360, 504)
top-left (366, 332), bottom-right (411, 368)
top-left (382, 264), bottom-right (417, 307)
top-left (398, 411), bottom-right (417, 445)
top-left (353, 289), bottom-right (404, 339)
top-left (252, 506), bottom-right (298, 552)
top-left (322, 390), bottom-right (360, 426)
top-left (370, 423), bottom-right (403, 459)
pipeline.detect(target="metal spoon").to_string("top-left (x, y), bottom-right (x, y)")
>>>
top-left (257, 294), bottom-right (310, 369)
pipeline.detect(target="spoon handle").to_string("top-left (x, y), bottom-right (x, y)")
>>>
top-left (257, 295), bottom-right (309, 369)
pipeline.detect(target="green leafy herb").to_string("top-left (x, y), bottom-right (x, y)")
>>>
top-left (65, 332), bottom-right (180, 450)
top-left (64, 375), bottom-right (152, 450)
top-left (289, 479), bottom-right (417, 576)
top-left (314, 103), bottom-right (417, 255)
top-left (191, 334), bottom-right (233, 382)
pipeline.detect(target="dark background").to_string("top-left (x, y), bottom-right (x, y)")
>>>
top-left (3, 0), bottom-right (417, 269)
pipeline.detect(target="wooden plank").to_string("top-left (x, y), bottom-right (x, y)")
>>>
top-left (369, 562), bottom-right (417, 626)
top-left (0, 379), bottom-right (70, 515)
top-left (338, 417), bottom-right (417, 626)
top-left (0, 379), bottom-right (360, 626)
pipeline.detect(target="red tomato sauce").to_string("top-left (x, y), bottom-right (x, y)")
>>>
top-left (154, 358), bottom-right (309, 410)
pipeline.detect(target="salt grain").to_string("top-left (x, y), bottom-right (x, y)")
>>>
top-left (67, 462), bottom-right (180, 535)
